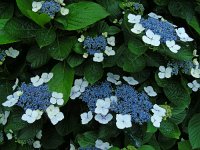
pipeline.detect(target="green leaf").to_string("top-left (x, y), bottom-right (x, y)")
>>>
top-left (48, 37), bottom-right (76, 61)
top-left (35, 28), bottom-right (56, 48)
top-left (178, 140), bottom-right (192, 150)
top-left (84, 62), bottom-right (104, 84)
top-left (0, 2), bottom-right (14, 19)
top-left (187, 16), bottom-right (200, 36)
top-left (67, 54), bottom-right (85, 68)
top-left (56, 2), bottom-right (109, 30)
top-left (154, 0), bottom-right (169, 6)
top-left (16, 0), bottom-right (51, 26)
top-left (138, 145), bottom-right (155, 150)
top-left (0, 30), bottom-right (19, 45)
top-left (188, 113), bottom-right (200, 149)
top-left (26, 47), bottom-right (51, 68)
top-left (159, 120), bottom-right (181, 139)
top-left (128, 38), bottom-right (147, 56)
top-left (48, 63), bottom-right (74, 103)
top-left (170, 110), bottom-right (186, 124)
top-left (0, 80), bottom-right (12, 104)
top-left (147, 122), bottom-right (157, 133)
top-left (77, 131), bottom-right (98, 148)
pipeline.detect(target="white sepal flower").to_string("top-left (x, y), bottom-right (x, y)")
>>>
top-left (128, 14), bottom-right (141, 24)
top-left (6, 133), bottom-right (13, 140)
top-left (70, 144), bottom-right (76, 150)
top-left (95, 113), bottom-right (113, 124)
top-left (46, 105), bottom-right (64, 125)
top-left (74, 78), bottom-right (89, 93)
top-left (22, 109), bottom-right (40, 124)
top-left (80, 111), bottom-right (93, 124)
top-left (151, 114), bottom-right (162, 128)
top-left (0, 111), bottom-right (10, 125)
top-left (31, 75), bottom-right (44, 87)
top-left (50, 92), bottom-right (64, 106)
top-left (158, 66), bottom-right (172, 79)
top-left (107, 36), bottom-right (115, 46)
top-left (123, 76), bottom-right (139, 85)
top-left (5, 47), bottom-right (19, 58)
top-left (102, 32), bottom-right (108, 37)
top-left (175, 28), bottom-right (193, 42)
top-left (41, 73), bottom-right (53, 83)
top-left (78, 35), bottom-right (85, 43)
top-left (148, 12), bottom-right (162, 19)
top-left (2, 91), bottom-right (22, 107)
top-left (60, 7), bottom-right (69, 16)
top-left (32, 1), bottom-right (43, 12)
top-left (33, 140), bottom-right (41, 149)
top-left (191, 66), bottom-right (200, 78)
top-left (105, 46), bottom-right (115, 56)
top-left (116, 114), bottom-right (132, 129)
top-left (151, 104), bottom-right (166, 117)
top-left (142, 30), bottom-right (161, 46)
top-left (36, 130), bottom-right (42, 139)
top-left (131, 23), bottom-right (145, 34)
top-left (83, 53), bottom-right (89, 58)
top-left (12, 78), bottom-right (19, 91)
top-left (93, 53), bottom-right (104, 62)
top-left (54, 0), bottom-right (65, 6)
top-left (95, 139), bottom-right (112, 150)
top-left (144, 86), bottom-right (157, 97)
top-left (95, 98), bottom-right (110, 115)
top-left (107, 72), bottom-right (121, 85)
top-left (70, 87), bottom-right (81, 100)
top-left (188, 80), bottom-right (200, 92)
top-left (166, 40), bottom-right (181, 53)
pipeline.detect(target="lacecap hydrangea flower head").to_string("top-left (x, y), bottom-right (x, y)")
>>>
top-left (2, 73), bottom-right (64, 125)
top-left (32, 0), bottom-right (69, 18)
top-left (78, 33), bottom-right (116, 62)
top-left (70, 73), bottom-right (167, 129)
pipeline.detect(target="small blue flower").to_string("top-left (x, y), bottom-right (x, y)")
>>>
top-left (133, 3), bottom-right (144, 11)
top-left (16, 83), bottom-right (51, 111)
top-left (40, 0), bottom-right (61, 18)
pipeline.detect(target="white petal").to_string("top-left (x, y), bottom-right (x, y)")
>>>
top-left (50, 97), bottom-right (57, 104)
top-left (60, 7), bottom-right (69, 16)
top-left (142, 36), bottom-right (151, 45)
top-left (57, 98), bottom-right (64, 106)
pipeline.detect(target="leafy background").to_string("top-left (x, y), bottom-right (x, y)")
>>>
top-left (0, 0), bottom-right (200, 149)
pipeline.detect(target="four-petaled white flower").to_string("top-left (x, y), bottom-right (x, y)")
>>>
top-left (50, 92), bottom-right (64, 106)
top-left (80, 111), bottom-right (93, 124)
top-left (123, 76), bottom-right (139, 85)
top-left (70, 87), bottom-right (81, 100)
top-left (142, 30), bottom-right (161, 46)
top-left (31, 75), bottom-right (44, 87)
top-left (107, 72), bottom-right (121, 85)
top-left (175, 28), bottom-right (194, 42)
top-left (0, 111), bottom-right (10, 125)
top-left (46, 105), bottom-right (64, 125)
top-left (166, 40), bottom-right (181, 53)
top-left (5, 47), bottom-right (19, 58)
top-left (144, 86), bottom-right (157, 97)
top-left (33, 140), bottom-right (41, 149)
top-left (158, 66), bottom-right (172, 79)
top-left (128, 14), bottom-right (141, 24)
top-left (12, 78), bottom-right (19, 91)
top-left (36, 130), bottom-right (42, 139)
top-left (148, 12), bottom-right (162, 19)
top-left (60, 7), bottom-right (69, 16)
top-left (107, 36), bottom-right (115, 46)
top-left (2, 91), bottom-right (22, 107)
top-left (151, 115), bottom-right (162, 128)
top-left (95, 98), bottom-right (111, 115)
top-left (22, 109), bottom-right (41, 124)
top-left (151, 104), bottom-right (166, 128)
top-left (95, 113), bottom-right (113, 124)
top-left (105, 46), bottom-right (115, 56)
top-left (93, 53), bottom-right (104, 62)
top-left (188, 80), bottom-right (200, 92)
top-left (131, 23), bottom-right (145, 34)
top-left (32, 1), bottom-right (43, 12)
top-left (41, 73), bottom-right (53, 83)
top-left (191, 66), bottom-right (200, 78)
top-left (116, 114), bottom-right (132, 129)
top-left (95, 139), bottom-right (112, 150)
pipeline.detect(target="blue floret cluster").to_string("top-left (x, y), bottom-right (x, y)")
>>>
top-left (83, 36), bottom-right (107, 55)
top-left (17, 83), bottom-right (51, 111)
top-left (140, 17), bottom-right (177, 43)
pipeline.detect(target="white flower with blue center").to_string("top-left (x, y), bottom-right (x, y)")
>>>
top-left (93, 53), bottom-right (104, 62)
top-left (50, 92), bottom-right (64, 106)
top-left (105, 46), bottom-right (115, 56)
top-left (32, 1), bottom-right (43, 12)
top-left (95, 113), bottom-right (113, 124)
top-left (21, 109), bottom-right (41, 124)
top-left (107, 72), bottom-right (121, 85)
top-left (142, 29), bottom-right (161, 46)
top-left (31, 75), bottom-right (44, 87)
top-left (128, 14), bottom-right (141, 24)
top-left (41, 73), bottom-right (53, 83)
top-left (107, 36), bottom-right (115, 46)
top-left (144, 86), bottom-right (157, 97)
top-left (188, 80), bottom-right (200, 92)
top-left (166, 40), bottom-right (181, 53)
top-left (5, 47), bottom-right (19, 58)
top-left (12, 78), bottom-right (19, 91)
top-left (60, 7), bottom-right (69, 16)
top-left (46, 105), bottom-right (64, 125)
top-left (131, 23), bottom-right (145, 34)
top-left (33, 140), bottom-right (41, 149)
top-left (2, 91), bottom-right (22, 107)
top-left (116, 114), bottom-right (132, 129)
top-left (158, 66), bottom-right (172, 79)
top-left (95, 139), bottom-right (112, 150)
top-left (80, 111), bottom-right (93, 124)
top-left (175, 28), bottom-right (193, 42)
top-left (123, 76), bottom-right (139, 85)
top-left (0, 111), bottom-right (10, 125)
top-left (95, 98), bottom-right (111, 115)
